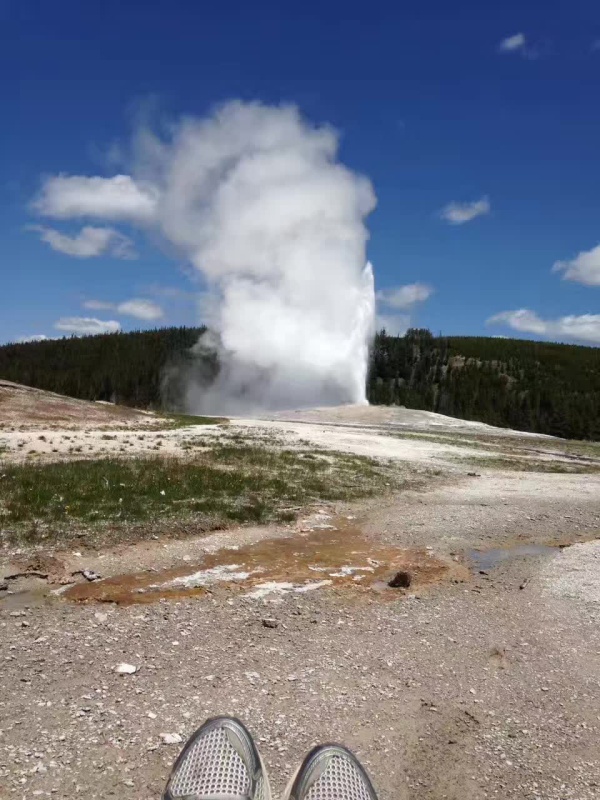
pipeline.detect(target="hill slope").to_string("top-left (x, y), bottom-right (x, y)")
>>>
top-left (0, 326), bottom-right (598, 439)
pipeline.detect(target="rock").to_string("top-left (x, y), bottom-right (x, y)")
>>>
top-left (114, 663), bottom-right (137, 675)
top-left (0, 581), bottom-right (8, 591)
top-left (160, 733), bottom-right (183, 745)
top-left (262, 618), bottom-right (279, 628)
top-left (94, 612), bottom-right (108, 623)
top-left (388, 571), bottom-right (412, 589)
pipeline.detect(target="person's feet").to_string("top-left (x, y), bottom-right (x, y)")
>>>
top-left (283, 744), bottom-right (379, 800)
top-left (163, 716), bottom-right (271, 800)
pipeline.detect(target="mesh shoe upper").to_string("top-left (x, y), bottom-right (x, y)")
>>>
top-left (164, 717), bottom-right (270, 800)
top-left (288, 745), bottom-right (378, 800)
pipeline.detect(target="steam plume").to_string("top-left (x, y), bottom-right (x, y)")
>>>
top-left (35, 101), bottom-right (378, 413)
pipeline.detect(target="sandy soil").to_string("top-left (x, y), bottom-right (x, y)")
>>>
top-left (1, 393), bottom-right (599, 800)
top-left (0, 380), bottom-right (163, 430)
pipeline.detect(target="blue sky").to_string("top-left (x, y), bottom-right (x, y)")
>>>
top-left (2, 0), bottom-right (600, 345)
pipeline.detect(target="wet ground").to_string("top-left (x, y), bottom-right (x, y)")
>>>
top-left (3, 516), bottom-right (467, 606)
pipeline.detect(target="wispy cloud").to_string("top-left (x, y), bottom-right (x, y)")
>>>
top-left (552, 244), bottom-right (600, 286)
top-left (487, 309), bottom-right (600, 344)
top-left (54, 317), bottom-right (121, 336)
top-left (376, 283), bottom-right (434, 310)
top-left (29, 225), bottom-right (136, 259)
top-left (116, 299), bottom-right (164, 320)
top-left (17, 334), bottom-right (49, 343)
top-left (498, 33), bottom-right (526, 53)
top-left (440, 196), bottom-right (490, 225)
top-left (497, 32), bottom-right (542, 60)
top-left (32, 174), bottom-right (158, 223)
top-left (82, 298), bottom-right (164, 321)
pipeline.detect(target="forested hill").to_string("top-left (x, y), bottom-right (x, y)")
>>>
top-left (0, 326), bottom-right (598, 440)
top-left (0, 327), bottom-right (205, 410)
top-left (369, 329), bottom-right (600, 440)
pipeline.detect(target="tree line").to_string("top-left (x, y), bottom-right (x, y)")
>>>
top-left (1, 326), bottom-right (598, 440)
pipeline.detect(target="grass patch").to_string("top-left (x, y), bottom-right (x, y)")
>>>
top-left (390, 429), bottom-right (600, 462)
top-left (452, 454), bottom-right (600, 474)
top-left (0, 445), bottom-right (399, 547)
top-left (161, 413), bottom-right (229, 429)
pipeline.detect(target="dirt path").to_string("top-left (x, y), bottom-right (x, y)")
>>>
top-left (2, 461), bottom-right (599, 799)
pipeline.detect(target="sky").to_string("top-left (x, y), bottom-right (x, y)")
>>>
top-left (1, 0), bottom-right (600, 346)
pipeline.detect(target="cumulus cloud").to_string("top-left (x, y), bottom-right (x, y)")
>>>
top-left (498, 33), bottom-right (526, 53)
top-left (29, 224), bottom-right (136, 259)
top-left (376, 283), bottom-right (433, 310)
top-left (34, 101), bottom-right (378, 412)
top-left (487, 309), bottom-right (600, 344)
top-left (82, 298), bottom-right (164, 320)
top-left (33, 174), bottom-right (158, 223)
top-left (54, 317), bottom-right (121, 336)
top-left (552, 244), bottom-right (600, 286)
top-left (439, 196), bottom-right (490, 225)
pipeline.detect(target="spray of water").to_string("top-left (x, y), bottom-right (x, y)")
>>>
top-left (35, 101), bottom-right (378, 413)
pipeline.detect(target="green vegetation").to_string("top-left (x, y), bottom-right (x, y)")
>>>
top-left (162, 412), bottom-right (229, 428)
top-left (1, 325), bottom-right (599, 440)
top-left (0, 444), bottom-right (397, 546)
top-left (451, 455), bottom-right (600, 474)
top-left (0, 326), bottom-right (206, 409)
top-left (368, 328), bottom-right (600, 440)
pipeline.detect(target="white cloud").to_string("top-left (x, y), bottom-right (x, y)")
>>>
top-left (487, 308), bottom-right (600, 344)
top-left (33, 174), bottom-right (158, 223)
top-left (498, 33), bottom-right (526, 53)
top-left (54, 317), bottom-right (121, 336)
top-left (29, 224), bottom-right (136, 259)
top-left (376, 282), bottom-right (433, 310)
top-left (552, 244), bottom-right (600, 286)
top-left (117, 299), bottom-right (164, 320)
top-left (82, 298), bottom-right (164, 320)
top-left (82, 300), bottom-right (115, 311)
top-left (439, 196), bottom-right (490, 225)
top-left (17, 334), bottom-right (49, 343)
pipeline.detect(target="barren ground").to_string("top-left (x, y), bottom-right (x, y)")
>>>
top-left (1, 390), bottom-right (599, 800)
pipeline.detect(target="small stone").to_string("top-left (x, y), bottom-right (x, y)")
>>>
top-left (161, 733), bottom-right (183, 745)
top-left (115, 663), bottom-right (137, 675)
top-left (262, 618), bottom-right (279, 629)
top-left (94, 612), bottom-right (108, 623)
top-left (388, 571), bottom-right (412, 589)
top-left (147, 711), bottom-right (157, 719)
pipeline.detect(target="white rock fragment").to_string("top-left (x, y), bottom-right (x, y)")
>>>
top-left (115, 663), bottom-right (137, 675)
top-left (161, 733), bottom-right (183, 745)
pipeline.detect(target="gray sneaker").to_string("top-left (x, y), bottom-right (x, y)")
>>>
top-left (283, 744), bottom-right (379, 800)
top-left (163, 716), bottom-right (271, 800)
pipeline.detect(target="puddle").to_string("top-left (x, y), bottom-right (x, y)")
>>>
top-left (469, 543), bottom-right (559, 572)
top-left (63, 521), bottom-right (465, 604)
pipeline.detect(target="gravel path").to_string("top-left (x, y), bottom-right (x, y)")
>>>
top-left (2, 470), bottom-right (599, 800)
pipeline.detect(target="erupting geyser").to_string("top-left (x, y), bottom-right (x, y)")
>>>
top-left (34, 101), bottom-right (378, 413)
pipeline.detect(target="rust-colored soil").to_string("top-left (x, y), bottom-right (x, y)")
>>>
top-left (64, 521), bottom-right (466, 604)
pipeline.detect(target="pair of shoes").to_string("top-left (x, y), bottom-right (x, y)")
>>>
top-left (163, 716), bottom-right (379, 800)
